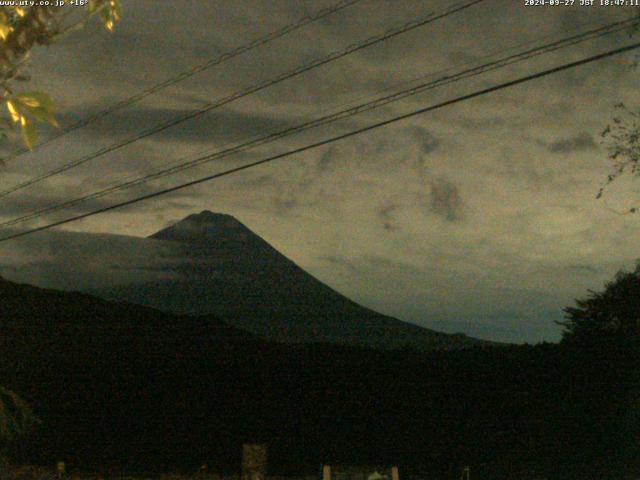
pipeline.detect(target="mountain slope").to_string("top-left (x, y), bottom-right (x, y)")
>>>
top-left (0, 274), bottom-right (255, 363)
top-left (97, 210), bottom-right (486, 350)
top-left (0, 275), bottom-right (266, 471)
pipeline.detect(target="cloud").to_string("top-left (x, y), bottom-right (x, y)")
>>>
top-left (547, 132), bottom-right (597, 154)
top-left (315, 146), bottom-right (340, 174)
top-left (428, 178), bottom-right (463, 222)
top-left (0, 174), bottom-right (209, 231)
top-left (566, 264), bottom-right (604, 275)
top-left (377, 202), bottom-right (401, 232)
top-left (0, 230), bottom-right (188, 291)
top-left (406, 126), bottom-right (439, 155)
top-left (320, 254), bottom-right (361, 273)
top-left (52, 104), bottom-right (297, 147)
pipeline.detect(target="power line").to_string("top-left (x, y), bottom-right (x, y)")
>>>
top-left (0, 0), bottom-right (485, 200)
top-left (1, 17), bottom-right (634, 229)
top-left (1, 40), bottom-right (638, 244)
top-left (1, 0), bottom-right (365, 161)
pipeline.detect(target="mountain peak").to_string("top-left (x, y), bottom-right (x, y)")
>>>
top-left (149, 210), bottom-right (255, 244)
top-left (191, 210), bottom-right (233, 221)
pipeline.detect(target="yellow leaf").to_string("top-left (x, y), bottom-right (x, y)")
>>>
top-left (14, 92), bottom-right (59, 128)
top-left (15, 92), bottom-right (54, 110)
top-left (97, 0), bottom-right (122, 32)
top-left (0, 24), bottom-right (12, 41)
top-left (16, 93), bottom-right (52, 112)
top-left (15, 7), bottom-right (26, 17)
top-left (110, 0), bottom-right (122, 21)
top-left (20, 117), bottom-right (37, 150)
top-left (17, 97), bottom-right (40, 108)
top-left (6, 101), bottom-right (20, 123)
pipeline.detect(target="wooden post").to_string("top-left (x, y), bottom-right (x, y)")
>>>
top-left (391, 466), bottom-right (399, 480)
top-left (322, 465), bottom-right (331, 480)
top-left (242, 444), bottom-right (268, 480)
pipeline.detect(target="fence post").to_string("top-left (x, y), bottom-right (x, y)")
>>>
top-left (242, 444), bottom-right (268, 480)
top-left (391, 466), bottom-right (399, 480)
top-left (322, 465), bottom-right (331, 480)
top-left (56, 461), bottom-right (65, 478)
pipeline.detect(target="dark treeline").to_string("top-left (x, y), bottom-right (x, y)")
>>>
top-left (0, 277), bottom-right (638, 479)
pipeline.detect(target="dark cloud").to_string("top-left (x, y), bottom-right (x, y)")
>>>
top-left (407, 126), bottom-right (439, 155)
top-left (566, 264), bottom-right (603, 275)
top-left (234, 173), bottom-right (276, 188)
top-left (316, 146), bottom-right (339, 173)
top-left (272, 196), bottom-right (300, 213)
top-left (53, 104), bottom-right (297, 146)
top-left (377, 202), bottom-right (401, 232)
top-left (269, 180), bottom-right (318, 216)
top-left (0, 189), bottom-right (127, 220)
top-left (0, 176), bottom-right (204, 227)
top-left (0, 230), bottom-right (188, 291)
top-left (320, 253), bottom-right (419, 275)
top-left (320, 254), bottom-right (360, 272)
top-left (429, 178), bottom-right (463, 222)
top-left (454, 115), bottom-right (507, 130)
top-left (548, 132), bottom-right (597, 154)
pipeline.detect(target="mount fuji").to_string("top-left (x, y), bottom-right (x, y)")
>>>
top-left (94, 210), bottom-right (486, 350)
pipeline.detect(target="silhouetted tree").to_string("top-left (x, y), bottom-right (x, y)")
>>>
top-left (597, 13), bottom-right (640, 214)
top-left (558, 260), bottom-right (640, 349)
top-left (558, 261), bottom-right (640, 477)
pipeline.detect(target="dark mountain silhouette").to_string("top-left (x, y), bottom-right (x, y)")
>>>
top-left (0, 274), bottom-right (253, 346)
top-left (96, 210), bottom-right (487, 350)
top-left (0, 275), bottom-right (263, 471)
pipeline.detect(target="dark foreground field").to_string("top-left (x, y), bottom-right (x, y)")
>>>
top-left (0, 278), bottom-right (638, 480)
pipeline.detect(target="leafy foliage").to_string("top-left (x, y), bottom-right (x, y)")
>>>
top-left (598, 103), bottom-right (640, 214)
top-left (6, 92), bottom-right (57, 149)
top-left (556, 264), bottom-right (640, 473)
top-left (597, 12), bottom-right (640, 213)
top-left (558, 260), bottom-right (640, 348)
top-left (0, 1), bottom-right (122, 155)
top-left (89, 0), bottom-right (123, 32)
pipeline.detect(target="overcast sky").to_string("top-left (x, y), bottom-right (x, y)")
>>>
top-left (0, 0), bottom-right (638, 343)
